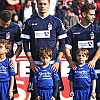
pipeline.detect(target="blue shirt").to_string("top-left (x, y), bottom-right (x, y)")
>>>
top-left (68, 63), bottom-right (98, 89)
top-left (0, 58), bottom-right (15, 81)
top-left (32, 64), bottom-right (59, 88)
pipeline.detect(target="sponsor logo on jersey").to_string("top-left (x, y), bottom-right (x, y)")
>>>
top-left (78, 40), bottom-right (94, 48)
top-left (35, 30), bottom-right (50, 38)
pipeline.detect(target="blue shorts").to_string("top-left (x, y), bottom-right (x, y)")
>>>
top-left (38, 88), bottom-right (53, 100)
top-left (73, 88), bottom-right (91, 100)
top-left (0, 81), bottom-right (10, 100)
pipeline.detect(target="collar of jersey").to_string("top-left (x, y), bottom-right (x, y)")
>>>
top-left (38, 14), bottom-right (49, 19)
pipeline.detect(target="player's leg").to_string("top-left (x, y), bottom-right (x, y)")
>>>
top-left (96, 74), bottom-right (100, 100)
top-left (56, 69), bottom-right (64, 100)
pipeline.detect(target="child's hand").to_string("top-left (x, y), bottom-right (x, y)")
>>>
top-left (36, 96), bottom-right (41, 100)
top-left (91, 92), bottom-right (96, 99)
top-left (51, 96), bottom-right (55, 100)
top-left (9, 90), bottom-right (13, 99)
top-left (69, 92), bottom-right (74, 97)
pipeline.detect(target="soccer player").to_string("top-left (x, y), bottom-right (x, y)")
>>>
top-left (0, 10), bottom-right (22, 100)
top-left (65, 3), bottom-right (100, 100)
top-left (21, 0), bottom-right (67, 99)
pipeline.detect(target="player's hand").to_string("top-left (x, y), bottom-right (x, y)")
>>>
top-left (9, 90), bottom-right (13, 99)
top-left (51, 96), bottom-right (55, 100)
top-left (51, 62), bottom-right (59, 71)
top-left (9, 57), bottom-right (15, 68)
top-left (69, 61), bottom-right (77, 70)
top-left (30, 63), bottom-right (40, 73)
top-left (69, 92), bottom-right (74, 97)
top-left (88, 60), bottom-right (96, 68)
top-left (91, 92), bottom-right (96, 99)
top-left (36, 96), bottom-right (41, 100)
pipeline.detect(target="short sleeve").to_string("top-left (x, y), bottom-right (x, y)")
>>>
top-left (68, 69), bottom-right (74, 81)
top-left (53, 71), bottom-right (60, 81)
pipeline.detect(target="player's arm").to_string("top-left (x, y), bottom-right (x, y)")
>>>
top-left (51, 38), bottom-right (65, 71)
top-left (12, 44), bottom-right (22, 59)
top-left (33, 83), bottom-right (40, 98)
top-left (23, 39), bottom-right (39, 72)
top-left (65, 48), bottom-right (76, 70)
top-left (10, 43), bottom-right (22, 67)
top-left (52, 81), bottom-right (59, 98)
top-left (9, 76), bottom-right (14, 99)
top-left (88, 46), bottom-right (100, 68)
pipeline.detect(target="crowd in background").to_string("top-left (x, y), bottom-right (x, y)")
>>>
top-left (0, 0), bottom-right (100, 30)
top-left (0, 0), bottom-right (100, 31)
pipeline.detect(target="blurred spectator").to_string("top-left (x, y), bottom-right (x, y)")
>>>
top-left (5, 0), bottom-right (21, 15)
top-left (49, 0), bottom-right (58, 15)
top-left (73, 0), bottom-right (85, 21)
top-left (19, 0), bottom-right (37, 24)
top-left (95, 0), bottom-right (100, 25)
top-left (12, 13), bottom-right (22, 30)
top-left (31, 0), bottom-right (38, 13)
top-left (63, 7), bottom-right (79, 31)
top-left (55, 1), bottom-right (65, 21)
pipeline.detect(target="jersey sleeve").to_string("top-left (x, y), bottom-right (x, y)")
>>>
top-left (9, 67), bottom-right (16, 76)
top-left (90, 68), bottom-right (98, 80)
top-left (14, 24), bottom-right (22, 45)
top-left (65, 29), bottom-right (73, 49)
top-left (96, 26), bottom-right (100, 47)
top-left (53, 71), bottom-right (60, 81)
top-left (56, 19), bottom-right (67, 40)
top-left (32, 72), bottom-right (38, 83)
top-left (68, 69), bottom-right (74, 81)
top-left (21, 20), bottom-right (31, 40)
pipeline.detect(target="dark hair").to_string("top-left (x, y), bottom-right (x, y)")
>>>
top-left (76, 48), bottom-right (89, 58)
top-left (0, 39), bottom-right (12, 51)
top-left (81, 3), bottom-right (95, 14)
top-left (65, 7), bottom-right (73, 12)
top-left (25, 0), bottom-right (32, 4)
top-left (0, 10), bottom-right (12, 22)
top-left (11, 13), bottom-right (18, 22)
top-left (39, 47), bottom-right (52, 58)
top-left (36, 0), bottom-right (50, 4)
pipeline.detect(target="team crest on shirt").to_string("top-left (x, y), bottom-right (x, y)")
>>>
top-left (48, 23), bottom-right (52, 30)
top-left (6, 32), bottom-right (10, 39)
top-left (90, 32), bottom-right (94, 39)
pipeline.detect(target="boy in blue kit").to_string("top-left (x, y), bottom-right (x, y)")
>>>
top-left (32, 48), bottom-right (59, 100)
top-left (0, 39), bottom-right (15, 100)
top-left (68, 48), bottom-right (98, 100)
